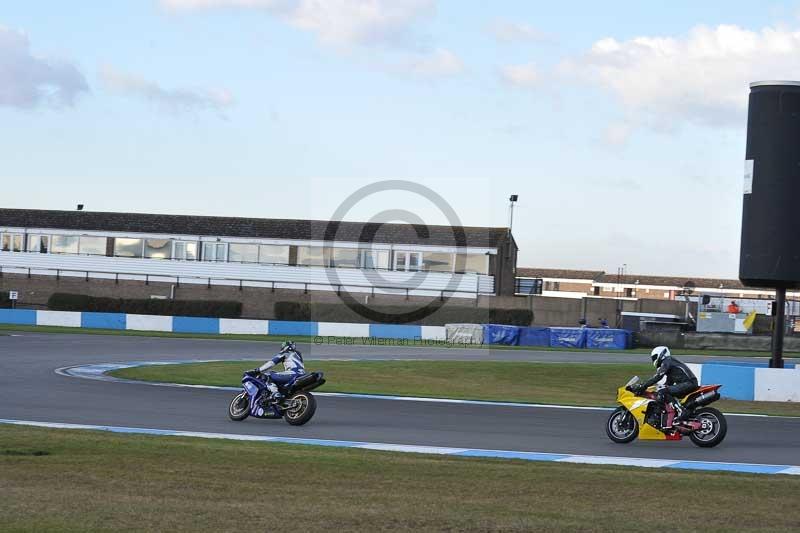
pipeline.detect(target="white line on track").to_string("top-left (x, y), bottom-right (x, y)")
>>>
top-left (1, 418), bottom-right (797, 476)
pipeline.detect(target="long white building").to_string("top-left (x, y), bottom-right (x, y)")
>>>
top-left (0, 208), bottom-right (519, 298)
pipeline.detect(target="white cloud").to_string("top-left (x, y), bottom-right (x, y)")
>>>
top-left (161, 0), bottom-right (435, 48)
top-left (290, 0), bottom-right (434, 47)
top-left (564, 24), bottom-right (800, 128)
top-left (99, 64), bottom-right (233, 114)
top-left (603, 122), bottom-right (634, 146)
top-left (0, 26), bottom-right (88, 109)
top-left (398, 48), bottom-right (463, 78)
top-left (488, 19), bottom-right (546, 43)
top-left (498, 62), bottom-right (539, 88)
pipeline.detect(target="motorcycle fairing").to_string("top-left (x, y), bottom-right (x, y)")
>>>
top-left (241, 375), bottom-right (283, 418)
top-left (681, 384), bottom-right (721, 403)
top-left (616, 386), bottom-right (673, 440)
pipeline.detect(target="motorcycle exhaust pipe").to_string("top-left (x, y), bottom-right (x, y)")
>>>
top-left (684, 390), bottom-right (720, 410)
top-left (289, 372), bottom-right (326, 393)
top-left (298, 378), bottom-right (326, 393)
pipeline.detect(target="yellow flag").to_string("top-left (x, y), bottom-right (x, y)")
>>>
top-left (743, 310), bottom-right (757, 330)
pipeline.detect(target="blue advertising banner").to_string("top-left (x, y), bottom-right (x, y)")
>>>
top-left (585, 329), bottom-right (631, 350)
top-left (518, 327), bottom-right (550, 347)
top-left (549, 327), bottom-right (586, 348)
top-left (483, 324), bottom-right (521, 345)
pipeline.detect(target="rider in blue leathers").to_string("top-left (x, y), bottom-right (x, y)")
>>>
top-left (251, 341), bottom-right (306, 402)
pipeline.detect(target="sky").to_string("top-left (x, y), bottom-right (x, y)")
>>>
top-left (2, 1), bottom-right (800, 278)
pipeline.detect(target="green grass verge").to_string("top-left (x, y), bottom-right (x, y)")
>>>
top-left (1, 425), bottom-right (798, 532)
top-left (111, 360), bottom-right (800, 417)
top-left (2, 323), bottom-right (798, 357)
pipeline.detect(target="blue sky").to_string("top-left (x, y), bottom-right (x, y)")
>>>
top-left (2, 1), bottom-right (799, 277)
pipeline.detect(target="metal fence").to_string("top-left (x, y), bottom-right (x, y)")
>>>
top-left (0, 263), bottom-right (487, 301)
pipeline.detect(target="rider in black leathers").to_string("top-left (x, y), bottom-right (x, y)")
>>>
top-left (631, 346), bottom-right (698, 424)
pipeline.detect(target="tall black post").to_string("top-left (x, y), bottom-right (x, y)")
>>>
top-left (771, 287), bottom-right (786, 368)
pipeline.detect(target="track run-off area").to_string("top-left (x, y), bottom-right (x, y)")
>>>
top-left (1, 331), bottom-right (799, 475)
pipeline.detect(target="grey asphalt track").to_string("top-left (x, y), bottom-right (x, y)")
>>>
top-left (1, 331), bottom-right (798, 466)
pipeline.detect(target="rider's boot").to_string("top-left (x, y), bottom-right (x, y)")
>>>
top-left (266, 382), bottom-right (284, 403)
top-left (661, 402), bottom-right (676, 429)
top-left (672, 401), bottom-right (687, 423)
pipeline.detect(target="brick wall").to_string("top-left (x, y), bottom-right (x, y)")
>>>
top-left (0, 273), bottom-right (687, 327)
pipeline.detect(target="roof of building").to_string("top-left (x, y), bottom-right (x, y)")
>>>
top-left (0, 208), bottom-right (511, 249)
top-left (595, 273), bottom-right (747, 290)
top-left (517, 267), bottom-right (751, 290)
top-left (516, 267), bottom-right (604, 281)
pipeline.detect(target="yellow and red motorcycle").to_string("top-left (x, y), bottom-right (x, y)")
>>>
top-left (606, 376), bottom-right (727, 448)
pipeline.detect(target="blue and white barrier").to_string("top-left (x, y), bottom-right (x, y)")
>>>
top-left (0, 309), bottom-right (446, 341)
top-left (686, 362), bottom-right (799, 402)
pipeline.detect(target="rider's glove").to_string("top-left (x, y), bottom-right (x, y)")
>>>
top-left (245, 368), bottom-right (261, 377)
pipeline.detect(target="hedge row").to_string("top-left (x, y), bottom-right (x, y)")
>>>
top-left (47, 293), bottom-right (242, 318)
top-left (273, 301), bottom-right (532, 326)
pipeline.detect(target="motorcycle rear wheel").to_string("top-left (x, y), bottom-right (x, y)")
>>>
top-left (283, 392), bottom-right (317, 426)
top-left (228, 391), bottom-right (250, 421)
top-left (689, 407), bottom-right (727, 448)
top-left (606, 407), bottom-right (639, 443)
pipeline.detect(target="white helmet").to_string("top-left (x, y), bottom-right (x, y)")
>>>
top-left (650, 346), bottom-right (671, 368)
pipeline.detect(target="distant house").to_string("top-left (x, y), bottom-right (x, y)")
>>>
top-left (516, 267), bottom-right (775, 301)
top-left (516, 268), bottom-right (603, 298)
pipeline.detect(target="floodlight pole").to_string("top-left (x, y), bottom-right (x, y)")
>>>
top-left (508, 195), bottom-right (518, 233)
top-left (771, 287), bottom-right (786, 368)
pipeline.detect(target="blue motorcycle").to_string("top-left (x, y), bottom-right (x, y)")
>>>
top-left (228, 370), bottom-right (326, 426)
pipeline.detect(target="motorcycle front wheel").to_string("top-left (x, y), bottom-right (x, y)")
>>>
top-left (606, 406), bottom-right (639, 443)
top-left (228, 391), bottom-right (250, 421)
top-left (689, 407), bottom-right (727, 448)
top-left (283, 392), bottom-right (317, 426)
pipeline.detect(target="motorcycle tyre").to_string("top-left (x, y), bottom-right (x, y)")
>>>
top-left (606, 406), bottom-right (639, 444)
top-left (283, 392), bottom-right (317, 426)
top-left (689, 407), bottom-right (727, 448)
top-left (228, 391), bottom-right (250, 421)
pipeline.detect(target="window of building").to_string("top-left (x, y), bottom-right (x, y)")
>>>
top-left (27, 235), bottom-right (50, 253)
top-left (202, 242), bottom-right (227, 262)
top-left (625, 287), bottom-right (634, 297)
top-left (259, 244), bottom-right (289, 265)
top-left (455, 253), bottom-right (489, 274)
top-left (394, 251), bottom-right (422, 272)
top-left (330, 248), bottom-right (360, 268)
top-left (296, 246), bottom-right (326, 267)
top-left (173, 241), bottom-right (198, 261)
top-left (229, 243), bottom-right (259, 263)
top-left (52, 235), bottom-right (80, 254)
top-left (79, 236), bottom-right (107, 256)
top-left (544, 281), bottom-right (561, 291)
top-left (361, 249), bottom-right (390, 269)
top-left (593, 286), bottom-right (600, 296)
top-left (1, 233), bottom-right (23, 252)
top-left (144, 239), bottom-right (172, 259)
top-left (421, 252), bottom-right (454, 272)
top-left (114, 238), bottom-right (144, 258)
